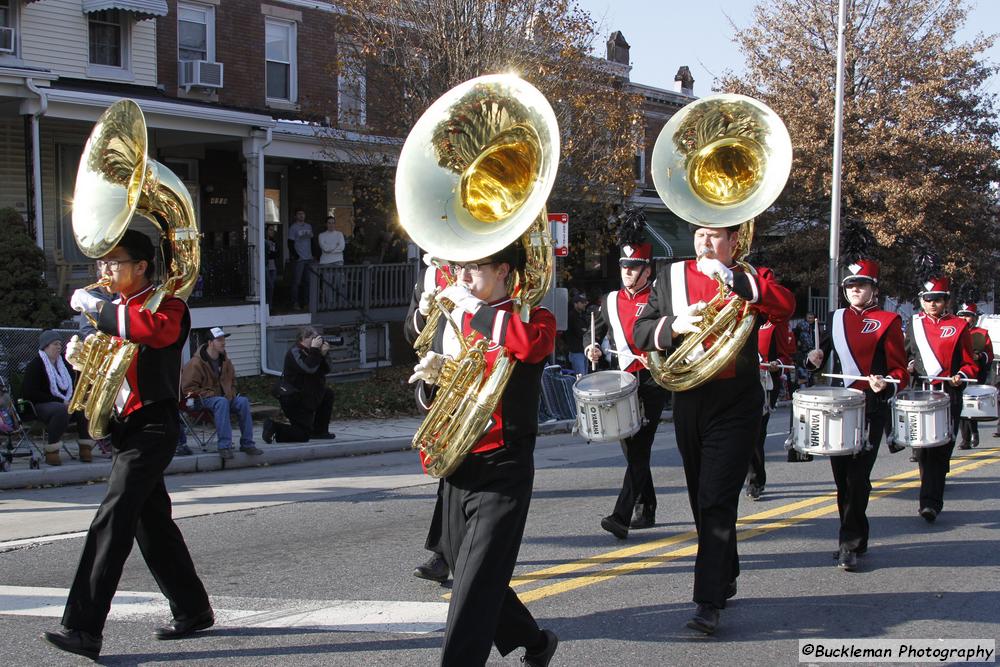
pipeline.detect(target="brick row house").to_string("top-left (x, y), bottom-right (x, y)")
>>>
top-left (0, 0), bottom-right (694, 377)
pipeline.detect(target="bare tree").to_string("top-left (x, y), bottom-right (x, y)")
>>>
top-left (720, 0), bottom-right (1000, 301)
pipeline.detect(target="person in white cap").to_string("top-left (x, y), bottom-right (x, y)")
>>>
top-left (181, 327), bottom-right (261, 461)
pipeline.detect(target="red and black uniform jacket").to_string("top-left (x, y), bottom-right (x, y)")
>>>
top-left (633, 260), bottom-right (795, 387)
top-left (450, 298), bottom-right (555, 457)
top-left (810, 305), bottom-right (909, 407)
top-left (904, 313), bottom-right (977, 387)
top-left (590, 284), bottom-right (652, 374)
top-left (758, 319), bottom-right (796, 366)
top-left (95, 283), bottom-right (189, 417)
top-left (969, 326), bottom-right (994, 383)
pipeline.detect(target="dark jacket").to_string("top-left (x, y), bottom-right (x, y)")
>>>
top-left (277, 343), bottom-right (331, 410)
top-left (23, 355), bottom-right (72, 405)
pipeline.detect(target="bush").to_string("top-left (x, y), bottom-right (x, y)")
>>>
top-left (0, 208), bottom-right (72, 327)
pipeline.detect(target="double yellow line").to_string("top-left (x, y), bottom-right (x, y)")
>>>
top-left (453, 447), bottom-right (1000, 604)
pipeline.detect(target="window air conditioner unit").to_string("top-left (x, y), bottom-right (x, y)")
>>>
top-left (0, 27), bottom-right (15, 54)
top-left (178, 60), bottom-right (224, 89)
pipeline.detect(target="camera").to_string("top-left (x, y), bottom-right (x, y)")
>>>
top-left (323, 335), bottom-right (345, 347)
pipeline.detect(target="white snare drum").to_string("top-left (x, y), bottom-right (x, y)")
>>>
top-left (791, 387), bottom-right (866, 456)
top-left (893, 391), bottom-right (950, 448)
top-left (961, 385), bottom-right (998, 422)
top-left (573, 371), bottom-right (642, 443)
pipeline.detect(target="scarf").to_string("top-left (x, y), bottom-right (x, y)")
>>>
top-left (40, 349), bottom-right (73, 403)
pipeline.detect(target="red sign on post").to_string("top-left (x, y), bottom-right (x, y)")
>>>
top-left (549, 213), bottom-right (569, 256)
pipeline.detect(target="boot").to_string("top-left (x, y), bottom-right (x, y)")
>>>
top-left (44, 451), bottom-right (62, 466)
top-left (78, 440), bottom-right (94, 463)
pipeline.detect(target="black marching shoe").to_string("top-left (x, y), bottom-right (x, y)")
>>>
top-left (601, 514), bottom-right (629, 540)
top-left (836, 546), bottom-right (857, 572)
top-left (413, 552), bottom-right (450, 583)
top-left (919, 507), bottom-right (938, 523)
top-left (720, 580), bottom-right (737, 609)
top-left (42, 628), bottom-right (102, 661)
top-left (522, 629), bottom-right (559, 666)
top-left (686, 604), bottom-right (720, 635)
top-left (630, 504), bottom-right (655, 529)
top-left (958, 440), bottom-right (971, 450)
top-left (154, 609), bottom-right (215, 640)
top-left (746, 483), bottom-right (762, 501)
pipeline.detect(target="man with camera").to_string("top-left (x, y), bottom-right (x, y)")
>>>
top-left (263, 326), bottom-right (336, 443)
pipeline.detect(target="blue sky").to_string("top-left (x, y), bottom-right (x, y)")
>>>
top-left (574, 0), bottom-right (1000, 98)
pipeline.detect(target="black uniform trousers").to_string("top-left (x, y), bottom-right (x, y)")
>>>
top-left (747, 377), bottom-right (781, 489)
top-left (958, 417), bottom-right (979, 447)
top-left (275, 387), bottom-right (334, 442)
top-left (915, 386), bottom-right (962, 513)
top-left (612, 371), bottom-right (667, 524)
top-left (831, 403), bottom-right (888, 553)
top-left (439, 436), bottom-right (541, 666)
top-left (673, 376), bottom-right (762, 609)
top-left (424, 478), bottom-right (445, 554)
top-left (62, 401), bottom-right (210, 635)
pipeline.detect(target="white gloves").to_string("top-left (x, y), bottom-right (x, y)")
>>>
top-left (418, 288), bottom-right (436, 317)
top-left (70, 289), bottom-right (104, 316)
top-left (438, 284), bottom-right (484, 315)
top-left (807, 349), bottom-right (824, 368)
top-left (65, 334), bottom-right (88, 371)
top-left (671, 301), bottom-right (705, 336)
top-left (697, 257), bottom-right (734, 286)
top-left (584, 343), bottom-right (602, 362)
top-left (408, 351), bottom-right (447, 385)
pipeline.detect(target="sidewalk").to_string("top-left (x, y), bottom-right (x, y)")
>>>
top-left (0, 416), bottom-right (579, 491)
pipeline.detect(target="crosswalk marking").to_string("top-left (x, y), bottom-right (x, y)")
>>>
top-left (0, 585), bottom-right (448, 635)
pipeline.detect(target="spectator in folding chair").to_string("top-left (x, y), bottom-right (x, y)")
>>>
top-left (180, 327), bottom-right (262, 461)
top-left (263, 326), bottom-right (335, 444)
top-left (21, 330), bottom-right (92, 466)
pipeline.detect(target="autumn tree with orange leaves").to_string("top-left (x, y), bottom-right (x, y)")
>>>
top-left (719, 0), bottom-right (1000, 302)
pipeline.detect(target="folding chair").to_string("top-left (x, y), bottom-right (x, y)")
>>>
top-left (178, 395), bottom-right (218, 452)
top-left (0, 379), bottom-right (43, 471)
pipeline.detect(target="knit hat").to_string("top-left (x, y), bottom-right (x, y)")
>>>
top-left (38, 330), bottom-right (61, 350)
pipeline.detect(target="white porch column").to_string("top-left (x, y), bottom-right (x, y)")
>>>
top-left (243, 130), bottom-right (270, 303)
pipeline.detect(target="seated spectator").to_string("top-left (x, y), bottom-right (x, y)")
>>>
top-left (263, 326), bottom-right (335, 444)
top-left (22, 330), bottom-right (92, 466)
top-left (180, 327), bottom-right (262, 461)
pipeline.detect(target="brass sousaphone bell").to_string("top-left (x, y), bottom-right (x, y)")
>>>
top-left (647, 94), bottom-right (792, 391)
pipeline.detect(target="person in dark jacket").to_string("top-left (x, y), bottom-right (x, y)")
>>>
top-left (262, 326), bottom-right (335, 443)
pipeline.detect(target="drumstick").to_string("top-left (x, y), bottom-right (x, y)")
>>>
top-left (760, 363), bottom-right (796, 370)
top-left (814, 319), bottom-right (820, 351)
top-left (821, 372), bottom-right (900, 384)
top-left (920, 375), bottom-right (978, 383)
top-left (590, 311), bottom-right (597, 371)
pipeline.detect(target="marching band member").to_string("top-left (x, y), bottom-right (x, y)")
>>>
top-left (403, 261), bottom-right (452, 584)
top-left (585, 239), bottom-right (668, 538)
top-left (905, 275), bottom-right (977, 523)
top-left (747, 316), bottom-right (796, 500)
top-left (804, 260), bottom-right (909, 571)
top-left (44, 230), bottom-right (212, 661)
top-left (409, 243), bottom-right (558, 666)
top-left (956, 301), bottom-right (994, 449)
top-left (633, 224), bottom-right (794, 635)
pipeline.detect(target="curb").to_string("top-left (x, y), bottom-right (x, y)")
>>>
top-left (0, 419), bottom-right (578, 491)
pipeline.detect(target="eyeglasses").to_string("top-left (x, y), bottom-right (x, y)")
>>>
top-left (447, 261), bottom-right (494, 274)
top-left (96, 259), bottom-right (136, 272)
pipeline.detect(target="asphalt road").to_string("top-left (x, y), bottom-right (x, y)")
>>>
top-left (1, 407), bottom-right (998, 666)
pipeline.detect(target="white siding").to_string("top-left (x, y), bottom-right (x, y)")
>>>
top-left (0, 120), bottom-right (28, 214)
top-left (39, 118), bottom-right (92, 281)
top-left (20, 0), bottom-right (157, 87)
top-left (225, 324), bottom-right (262, 377)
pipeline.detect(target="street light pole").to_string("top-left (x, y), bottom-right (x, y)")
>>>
top-left (827, 0), bottom-right (849, 311)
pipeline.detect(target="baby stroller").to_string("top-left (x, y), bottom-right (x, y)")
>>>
top-left (0, 376), bottom-right (43, 471)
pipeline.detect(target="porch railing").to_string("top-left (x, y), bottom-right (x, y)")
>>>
top-left (188, 241), bottom-right (256, 305)
top-left (310, 262), bottom-right (417, 313)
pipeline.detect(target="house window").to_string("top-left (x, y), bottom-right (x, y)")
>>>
top-left (265, 18), bottom-right (296, 102)
top-left (0, 0), bottom-right (16, 56)
top-left (178, 2), bottom-right (215, 61)
top-left (88, 10), bottom-right (125, 68)
top-left (337, 47), bottom-right (366, 127)
top-left (634, 148), bottom-right (645, 183)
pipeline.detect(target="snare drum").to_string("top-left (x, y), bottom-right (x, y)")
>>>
top-left (893, 391), bottom-right (950, 448)
top-left (791, 387), bottom-right (866, 456)
top-left (961, 385), bottom-right (998, 422)
top-left (573, 371), bottom-right (642, 443)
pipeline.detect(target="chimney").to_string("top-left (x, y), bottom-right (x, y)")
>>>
top-left (606, 31), bottom-right (630, 66)
top-left (673, 66), bottom-right (694, 96)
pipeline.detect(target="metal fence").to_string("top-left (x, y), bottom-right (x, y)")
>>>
top-left (188, 241), bottom-right (255, 305)
top-left (539, 365), bottom-right (577, 422)
top-left (0, 327), bottom-right (80, 394)
top-left (312, 262), bottom-right (417, 313)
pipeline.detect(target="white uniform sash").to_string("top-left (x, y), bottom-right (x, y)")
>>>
top-left (912, 315), bottom-right (944, 377)
top-left (831, 309), bottom-right (863, 379)
top-left (606, 291), bottom-right (637, 371)
top-left (670, 261), bottom-right (688, 317)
